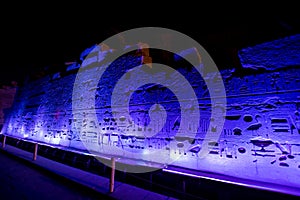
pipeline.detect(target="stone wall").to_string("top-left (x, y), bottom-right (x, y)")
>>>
top-left (2, 35), bottom-right (300, 190)
top-left (0, 82), bottom-right (17, 131)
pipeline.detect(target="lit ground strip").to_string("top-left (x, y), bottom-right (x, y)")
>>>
top-left (162, 168), bottom-right (300, 196)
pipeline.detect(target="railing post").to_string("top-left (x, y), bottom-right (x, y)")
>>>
top-left (33, 143), bottom-right (38, 161)
top-left (2, 135), bottom-right (6, 148)
top-left (110, 157), bottom-right (116, 193)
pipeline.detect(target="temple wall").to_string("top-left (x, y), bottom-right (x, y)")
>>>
top-left (2, 34), bottom-right (300, 190)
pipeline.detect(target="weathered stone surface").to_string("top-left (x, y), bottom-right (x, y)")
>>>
top-left (0, 84), bottom-right (17, 126)
top-left (238, 34), bottom-right (300, 70)
top-left (2, 37), bottom-right (300, 191)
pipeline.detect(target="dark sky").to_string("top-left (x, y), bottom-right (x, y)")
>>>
top-left (1, 4), bottom-right (299, 85)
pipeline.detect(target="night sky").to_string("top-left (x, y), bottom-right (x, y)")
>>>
top-left (1, 4), bottom-right (299, 86)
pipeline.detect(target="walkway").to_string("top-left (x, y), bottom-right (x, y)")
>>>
top-left (0, 144), bottom-right (177, 200)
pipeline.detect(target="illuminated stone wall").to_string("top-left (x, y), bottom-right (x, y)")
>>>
top-left (2, 34), bottom-right (300, 191)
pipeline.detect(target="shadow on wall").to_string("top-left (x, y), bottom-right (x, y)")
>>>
top-left (0, 81), bottom-right (17, 131)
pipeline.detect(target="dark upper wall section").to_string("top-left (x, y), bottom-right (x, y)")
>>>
top-left (0, 82), bottom-right (17, 129)
top-left (238, 34), bottom-right (300, 70)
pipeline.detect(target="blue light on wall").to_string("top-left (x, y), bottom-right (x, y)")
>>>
top-left (2, 34), bottom-right (300, 193)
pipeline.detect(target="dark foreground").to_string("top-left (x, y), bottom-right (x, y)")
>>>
top-left (0, 150), bottom-right (114, 200)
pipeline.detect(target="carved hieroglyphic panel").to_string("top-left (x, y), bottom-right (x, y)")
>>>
top-left (2, 36), bottom-right (300, 191)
